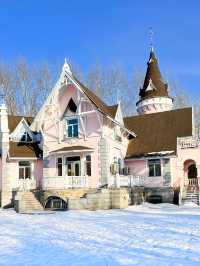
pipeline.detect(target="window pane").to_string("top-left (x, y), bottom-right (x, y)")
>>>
top-left (57, 158), bottom-right (62, 176)
top-left (73, 124), bottom-right (78, 137)
top-left (149, 164), bottom-right (155, 177)
top-left (67, 164), bottom-right (72, 176)
top-left (68, 126), bottom-right (73, 137)
top-left (155, 163), bottom-right (161, 176)
top-left (86, 162), bottom-right (91, 176)
top-left (86, 155), bottom-right (91, 162)
top-left (25, 167), bottom-right (31, 179)
top-left (57, 157), bottom-right (62, 163)
top-left (66, 156), bottom-right (80, 162)
top-left (19, 168), bottom-right (24, 179)
top-left (19, 161), bottom-right (30, 166)
top-left (67, 119), bottom-right (78, 125)
top-left (75, 163), bottom-right (80, 176)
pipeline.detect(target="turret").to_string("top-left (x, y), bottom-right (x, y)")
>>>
top-left (136, 49), bottom-right (173, 114)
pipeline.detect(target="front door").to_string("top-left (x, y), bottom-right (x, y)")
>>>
top-left (66, 156), bottom-right (81, 176)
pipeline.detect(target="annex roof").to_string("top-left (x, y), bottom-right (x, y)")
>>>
top-left (124, 107), bottom-right (193, 158)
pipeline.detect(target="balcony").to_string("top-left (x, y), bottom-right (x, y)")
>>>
top-left (18, 179), bottom-right (37, 191)
top-left (178, 137), bottom-right (200, 149)
top-left (43, 176), bottom-right (89, 190)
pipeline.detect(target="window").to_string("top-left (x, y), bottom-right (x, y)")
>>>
top-left (19, 161), bottom-right (31, 179)
top-left (20, 131), bottom-right (32, 142)
top-left (148, 159), bottom-right (161, 177)
top-left (56, 157), bottom-right (63, 176)
top-left (66, 118), bottom-right (78, 138)
top-left (65, 156), bottom-right (80, 176)
top-left (85, 155), bottom-right (91, 176)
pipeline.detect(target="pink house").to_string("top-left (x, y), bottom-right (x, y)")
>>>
top-left (0, 49), bottom-right (199, 210)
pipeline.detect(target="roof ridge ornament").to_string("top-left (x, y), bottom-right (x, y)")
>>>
top-left (63, 58), bottom-right (72, 75)
top-left (149, 27), bottom-right (154, 52)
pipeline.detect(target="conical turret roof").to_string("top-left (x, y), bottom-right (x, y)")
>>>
top-left (139, 49), bottom-right (169, 100)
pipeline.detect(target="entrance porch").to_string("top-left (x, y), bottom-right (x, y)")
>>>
top-left (43, 146), bottom-right (93, 189)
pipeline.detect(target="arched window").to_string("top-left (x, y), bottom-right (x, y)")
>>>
top-left (19, 161), bottom-right (31, 179)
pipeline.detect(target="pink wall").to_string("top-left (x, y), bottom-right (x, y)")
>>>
top-left (34, 159), bottom-right (43, 189)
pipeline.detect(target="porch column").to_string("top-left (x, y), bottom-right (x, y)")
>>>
top-left (80, 154), bottom-right (85, 176)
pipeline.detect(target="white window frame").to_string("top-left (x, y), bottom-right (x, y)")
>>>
top-left (18, 161), bottom-right (32, 180)
top-left (148, 159), bottom-right (162, 177)
top-left (85, 154), bottom-right (92, 176)
top-left (65, 117), bottom-right (79, 138)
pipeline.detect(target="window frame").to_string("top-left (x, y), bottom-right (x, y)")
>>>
top-left (148, 159), bottom-right (162, 177)
top-left (85, 154), bottom-right (91, 176)
top-left (56, 157), bottom-right (63, 177)
top-left (18, 161), bottom-right (32, 179)
top-left (66, 117), bottom-right (79, 138)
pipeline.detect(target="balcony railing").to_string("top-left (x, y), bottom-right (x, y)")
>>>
top-left (43, 176), bottom-right (89, 190)
top-left (184, 178), bottom-right (199, 187)
top-left (109, 175), bottom-right (145, 188)
top-left (178, 137), bottom-right (200, 149)
top-left (18, 179), bottom-right (36, 191)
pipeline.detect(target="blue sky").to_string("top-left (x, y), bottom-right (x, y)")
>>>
top-left (0, 1), bottom-right (200, 100)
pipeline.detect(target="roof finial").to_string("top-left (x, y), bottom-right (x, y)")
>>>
top-left (149, 27), bottom-right (154, 52)
top-left (63, 57), bottom-right (72, 75)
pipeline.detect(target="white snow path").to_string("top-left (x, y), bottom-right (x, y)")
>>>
top-left (0, 203), bottom-right (200, 265)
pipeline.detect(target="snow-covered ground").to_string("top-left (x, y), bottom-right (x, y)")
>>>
top-left (0, 204), bottom-right (200, 266)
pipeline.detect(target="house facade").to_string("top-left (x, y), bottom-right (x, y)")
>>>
top-left (0, 49), bottom-right (199, 210)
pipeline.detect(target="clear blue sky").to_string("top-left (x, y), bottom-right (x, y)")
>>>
top-left (0, 1), bottom-right (200, 100)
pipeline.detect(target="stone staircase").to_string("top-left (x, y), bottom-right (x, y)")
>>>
top-left (15, 191), bottom-right (44, 213)
top-left (183, 186), bottom-right (199, 205)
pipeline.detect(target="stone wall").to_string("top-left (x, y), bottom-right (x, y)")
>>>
top-left (38, 188), bottom-right (129, 211)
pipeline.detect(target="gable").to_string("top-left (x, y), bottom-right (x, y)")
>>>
top-left (10, 118), bottom-right (34, 142)
top-left (8, 115), bottom-right (33, 133)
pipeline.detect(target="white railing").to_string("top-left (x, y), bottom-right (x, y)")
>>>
top-left (43, 176), bottom-right (89, 189)
top-left (109, 175), bottom-right (145, 188)
top-left (184, 178), bottom-right (199, 187)
top-left (18, 179), bottom-right (36, 191)
top-left (178, 137), bottom-right (200, 149)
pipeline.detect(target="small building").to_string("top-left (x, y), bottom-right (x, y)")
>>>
top-left (0, 49), bottom-right (199, 211)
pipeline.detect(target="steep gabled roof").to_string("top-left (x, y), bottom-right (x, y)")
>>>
top-left (124, 107), bottom-right (192, 158)
top-left (74, 77), bottom-right (118, 119)
top-left (138, 50), bottom-right (170, 103)
top-left (8, 115), bottom-right (33, 133)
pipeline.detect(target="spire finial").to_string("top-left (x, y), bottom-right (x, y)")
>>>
top-left (63, 57), bottom-right (72, 75)
top-left (149, 27), bottom-right (154, 52)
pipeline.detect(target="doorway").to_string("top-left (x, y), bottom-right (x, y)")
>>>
top-left (65, 156), bottom-right (81, 176)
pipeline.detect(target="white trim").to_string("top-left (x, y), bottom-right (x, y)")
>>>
top-left (51, 149), bottom-right (94, 154)
top-left (10, 118), bottom-right (34, 142)
top-left (9, 157), bottom-right (38, 160)
top-left (125, 155), bottom-right (176, 161)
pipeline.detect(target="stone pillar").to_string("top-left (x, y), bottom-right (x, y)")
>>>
top-left (99, 137), bottom-right (110, 185)
top-left (0, 103), bottom-right (11, 207)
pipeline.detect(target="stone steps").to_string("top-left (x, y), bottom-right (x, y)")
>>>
top-left (15, 191), bottom-right (43, 213)
top-left (184, 191), bottom-right (199, 205)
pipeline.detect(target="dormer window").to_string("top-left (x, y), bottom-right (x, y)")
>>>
top-left (20, 131), bottom-right (32, 142)
top-left (66, 118), bottom-right (79, 138)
